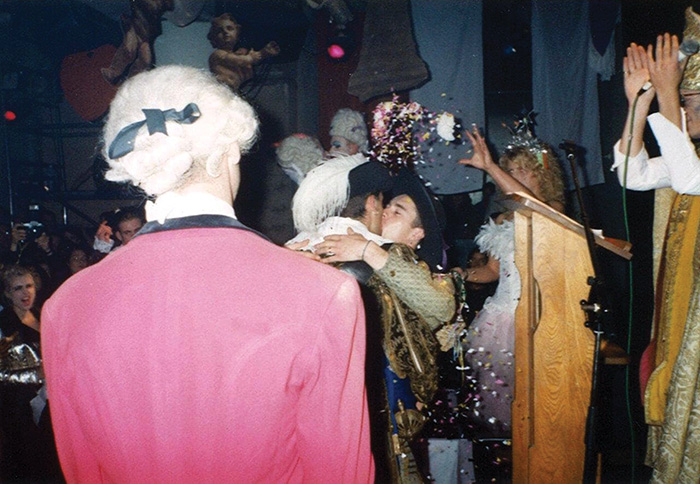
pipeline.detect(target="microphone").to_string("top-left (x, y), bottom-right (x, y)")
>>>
top-left (638, 39), bottom-right (700, 95)
top-left (679, 38), bottom-right (700, 62)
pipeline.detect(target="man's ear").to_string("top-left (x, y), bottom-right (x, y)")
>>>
top-left (365, 194), bottom-right (379, 213)
top-left (410, 227), bottom-right (425, 247)
top-left (226, 143), bottom-right (241, 167)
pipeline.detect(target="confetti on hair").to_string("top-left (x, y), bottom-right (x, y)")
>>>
top-left (504, 110), bottom-right (550, 169)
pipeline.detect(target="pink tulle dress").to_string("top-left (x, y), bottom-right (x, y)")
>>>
top-left (463, 218), bottom-right (520, 437)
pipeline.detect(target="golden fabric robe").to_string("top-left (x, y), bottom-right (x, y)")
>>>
top-left (645, 194), bottom-right (700, 424)
top-left (644, 193), bottom-right (700, 482)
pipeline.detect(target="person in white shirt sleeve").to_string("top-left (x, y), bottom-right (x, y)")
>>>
top-left (613, 9), bottom-right (700, 483)
top-left (613, 31), bottom-right (700, 193)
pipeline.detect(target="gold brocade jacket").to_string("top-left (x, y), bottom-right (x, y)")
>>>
top-left (368, 244), bottom-right (456, 403)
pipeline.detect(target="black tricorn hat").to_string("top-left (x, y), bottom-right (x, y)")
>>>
top-left (389, 168), bottom-right (446, 272)
top-left (348, 160), bottom-right (393, 198)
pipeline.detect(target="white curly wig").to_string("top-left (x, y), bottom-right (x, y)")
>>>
top-left (276, 134), bottom-right (324, 184)
top-left (329, 108), bottom-right (368, 152)
top-left (102, 65), bottom-right (259, 196)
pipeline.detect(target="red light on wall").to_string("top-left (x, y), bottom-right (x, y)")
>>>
top-left (4, 110), bottom-right (17, 121)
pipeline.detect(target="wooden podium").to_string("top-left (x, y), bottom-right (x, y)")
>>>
top-left (506, 193), bottom-right (631, 483)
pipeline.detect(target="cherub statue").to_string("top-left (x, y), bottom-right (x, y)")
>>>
top-left (207, 13), bottom-right (281, 92)
top-left (101, 0), bottom-right (175, 85)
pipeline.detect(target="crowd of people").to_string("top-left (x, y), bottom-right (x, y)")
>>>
top-left (0, 204), bottom-right (147, 481)
top-left (1, 7), bottom-right (700, 483)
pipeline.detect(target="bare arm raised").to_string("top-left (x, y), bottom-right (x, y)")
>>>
top-left (459, 125), bottom-right (538, 199)
top-left (618, 43), bottom-right (656, 158)
top-left (647, 33), bottom-right (685, 129)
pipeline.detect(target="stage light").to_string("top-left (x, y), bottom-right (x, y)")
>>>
top-left (4, 110), bottom-right (17, 122)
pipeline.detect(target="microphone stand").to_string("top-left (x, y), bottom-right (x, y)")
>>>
top-left (559, 140), bottom-right (609, 484)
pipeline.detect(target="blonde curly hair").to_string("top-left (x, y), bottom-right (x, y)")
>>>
top-left (102, 65), bottom-right (259, 196)
top-left (499, 146), bottom-right (565, 208)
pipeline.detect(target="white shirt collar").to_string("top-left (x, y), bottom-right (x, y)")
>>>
top-left (145, 191), bottom-right (236, 224)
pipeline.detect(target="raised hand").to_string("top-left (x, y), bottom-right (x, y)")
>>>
top-left (95, 220), bottom-right (113, 243)
top-left (647, 33), bottom-right (684, 99)
top-left (623, 42), bottom-right (654, 104)
top-left (459, 125), bottom-right (496, 172)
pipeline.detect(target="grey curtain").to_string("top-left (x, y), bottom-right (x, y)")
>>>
top-left (532, 0), bottom-right (605, 188)
top-left (410, 0), bottom-right (485, 194)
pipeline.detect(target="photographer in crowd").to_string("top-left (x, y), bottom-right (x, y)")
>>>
top-left (2, 222), bottom-right (53, 266)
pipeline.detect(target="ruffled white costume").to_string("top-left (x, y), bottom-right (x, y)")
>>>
top-left (463, 218), bottom-right (520, 436)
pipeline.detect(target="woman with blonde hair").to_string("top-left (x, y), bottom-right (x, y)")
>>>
top-left (1, 265), bottom-right (62, 482)
top-left (457, 124), bottom-right (565, 437)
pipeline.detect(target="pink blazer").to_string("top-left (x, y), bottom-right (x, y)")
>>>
top-left (42, 218), bottom-right (374, 483)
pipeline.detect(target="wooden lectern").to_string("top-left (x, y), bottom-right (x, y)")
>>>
top-left (506, 193), bottom-right (631, 483)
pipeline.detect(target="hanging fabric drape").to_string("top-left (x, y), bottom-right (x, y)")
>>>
top-left (532, 0), bottom-right (605, 188)
top-left (410, 0), bottom-right (485, 194)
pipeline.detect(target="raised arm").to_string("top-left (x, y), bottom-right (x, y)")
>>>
top-left (647, 34), bottom-right (684, 129)
top-left (459, 125), bottom-right (538, 199)
top-left (618, 42), bottom-right (656, 158)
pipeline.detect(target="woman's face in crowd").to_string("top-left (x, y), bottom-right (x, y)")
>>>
top-left (329, 136), bottom-right (359, 156)
top-left (69, 249), bottom-right (89, 274)
top-left (505, 161), bottom-right (539, 194)
top-left (5, 274), bottom-right (36, 312)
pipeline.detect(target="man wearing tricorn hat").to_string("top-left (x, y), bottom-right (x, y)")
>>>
top-left (286, 153), bottom-right (393, 250)
top-left (613, 8), bottom-right (700, 481)
top-left (289, 155), bottom-right (455, 482)
top-left (313, 166), bottom-right (455, 483)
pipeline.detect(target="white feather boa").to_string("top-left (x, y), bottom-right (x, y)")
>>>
top-left (474, 218), bottom-right (514, 261)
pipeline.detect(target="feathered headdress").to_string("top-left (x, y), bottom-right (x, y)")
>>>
top-left (291, 153), bottom-right (367, 233)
